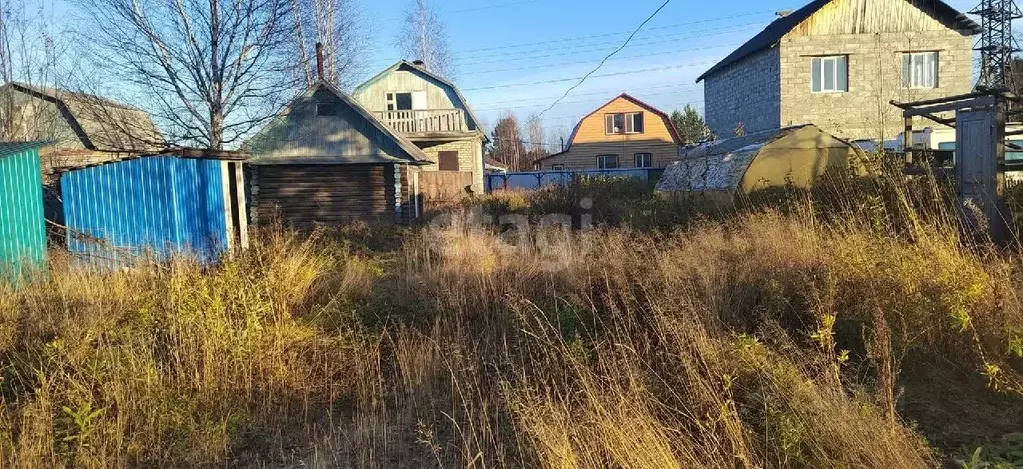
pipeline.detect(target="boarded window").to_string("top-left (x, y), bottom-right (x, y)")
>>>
top-left (597, 154), bottom-right (619, 169)
top-left (316, 102), bottom-right (337, 116)
top-left (811, 56), bottom-right (848, 93)
top-left (439, 151), bottom-right (459, 171)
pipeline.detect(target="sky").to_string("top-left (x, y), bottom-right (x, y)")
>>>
top-left (355, 0), bottom-right (980, 145)
top-left (38, 0), bottom-right (982, 147)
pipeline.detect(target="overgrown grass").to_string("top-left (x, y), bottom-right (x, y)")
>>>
top-left (1, 171), bottom-right (1023, 467)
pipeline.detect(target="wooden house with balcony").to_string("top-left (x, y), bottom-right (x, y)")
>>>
top-left (353, 60), bottom-right (488, 193)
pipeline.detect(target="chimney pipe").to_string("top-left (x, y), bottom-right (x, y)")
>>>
top-left (315, 42), bottom-right (325, 81)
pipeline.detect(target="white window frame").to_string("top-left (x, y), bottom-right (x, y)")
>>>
top-left (605, 113), bottom-right (625, 135)
top-left (597, 154), bottom-right (619, 169)
top-left (625, 112), bottom-right (644, 134)
top-left (810, 55), bottom-right (848, 93)
top-left (551, 164), bottom-right (565, 170)
top-left (634, 153), bottom-right (652, 168)
top-left (903, 51), bottom-right (939, 89)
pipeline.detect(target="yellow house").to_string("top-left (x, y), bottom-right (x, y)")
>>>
top-left (536, 93), bottom-right (682, 170)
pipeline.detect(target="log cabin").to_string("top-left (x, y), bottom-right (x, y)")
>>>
top-left (242, 79), bottom-right (433, 228)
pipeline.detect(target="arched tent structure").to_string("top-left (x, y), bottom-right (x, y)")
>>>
top-left (656, 125), bottom-right (863, 203)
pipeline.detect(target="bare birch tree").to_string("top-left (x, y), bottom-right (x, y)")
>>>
top-left (79, 0), bottom-right (298, 149)
top-left (290, 0), bottom-right (367, 89)
top-left (394, 0), bottom-right (454, 79)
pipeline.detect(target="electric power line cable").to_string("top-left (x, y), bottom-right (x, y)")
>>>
top-left (537, 0), bottom-right (674, 117)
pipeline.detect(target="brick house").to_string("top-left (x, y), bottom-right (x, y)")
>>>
top-left (697, 0), bottom-right (981, 141)
top-left (352, 61), bottom-right (488, 193)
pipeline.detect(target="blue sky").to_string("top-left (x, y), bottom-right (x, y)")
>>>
top-left (355, 0), bottom-right (980, 142)
top-left (41, 0), bottom-right (981, 144)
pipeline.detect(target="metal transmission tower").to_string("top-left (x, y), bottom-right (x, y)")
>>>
top-left (971, 0), bottom-right (1023, 90)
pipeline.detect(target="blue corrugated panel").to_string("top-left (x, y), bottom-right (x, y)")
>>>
top-left (0, 144), bottom-right (47, 279)
top-left (61, 156), bottom-right (227, 268)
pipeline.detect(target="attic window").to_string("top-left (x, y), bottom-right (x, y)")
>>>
top-left (605, 112), bottom-right (644, 134)
top-left (317, 102), bottom-right (338, 116)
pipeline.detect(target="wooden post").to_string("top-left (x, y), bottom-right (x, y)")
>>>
top-left (904, 115), bottom-right (914, 164)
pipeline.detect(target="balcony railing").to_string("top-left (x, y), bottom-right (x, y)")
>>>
top-left (372, 109), bottom-right (468, 134)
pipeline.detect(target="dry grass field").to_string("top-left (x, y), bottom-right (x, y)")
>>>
top-left (1, 172), bottom-right (1023, 468)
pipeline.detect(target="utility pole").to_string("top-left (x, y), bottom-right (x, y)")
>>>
top-left (971, 0), bottom-right (1022, 91)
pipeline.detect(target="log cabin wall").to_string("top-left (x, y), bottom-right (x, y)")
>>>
top-left (248, 163), bottom-right (409, 229)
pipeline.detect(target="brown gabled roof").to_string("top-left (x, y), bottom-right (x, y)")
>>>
top-left (4, 82), bottom-right (164, 152)
top-left (537, 93), bottom-right (681, 162)
top-left (697, 0), bottom-right (981, 82)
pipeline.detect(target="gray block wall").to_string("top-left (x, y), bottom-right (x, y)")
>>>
top-left (703, 47), bottom-right (782, 138)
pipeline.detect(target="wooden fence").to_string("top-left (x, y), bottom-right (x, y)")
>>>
top-left (418, 171), bottom-right (473, 209)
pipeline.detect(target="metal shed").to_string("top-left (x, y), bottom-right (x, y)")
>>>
top-left (0, 142), bottom-right (47, 278)
top-left (60, 150), bottom-right (248, 267)
top-left (656, 125), bottom-right (863, 203)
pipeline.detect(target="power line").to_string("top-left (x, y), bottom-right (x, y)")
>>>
top-left (534, 99), bottom-right (705, 122)
top-left (453, 23), bottom-right (762, 66)
top-left (382, 0), bottom-right (543, 21)
top-left (369, 19), bottom-right (767, 68)
top-left (475, 86), bottom-right (703, 111)
top-left (461, 42), bottom-right (741, 77)
top-left (473, 82), bottom-right (699, 107)
top-left (453, 8), bottom-right (780, 56)
top-left (443, 0), bottom-right (544, 14)
top-left (538, 0), bottom-right (674, 117)
top-left (463, 62), bottom-right (714, 92)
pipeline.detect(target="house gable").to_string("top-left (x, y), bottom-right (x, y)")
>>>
top-left (244, 83), bottom-right (429, 165)
top-left (696, 0), bottom-right (980, 82)
top-left (787, 0), bottom-right (966, 36)
top-left (352, 61), bottom-right (483, 133)
top-left (536, 94), bottom-right (681, 170)
top-left (1, 83), bottom-right (163, 152)
top-left (565, 94), bottom-right (681, 147)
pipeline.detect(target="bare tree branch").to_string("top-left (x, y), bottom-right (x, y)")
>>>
top-left (77, 0), bottom-right (299, 149)
top-left (394, 0), bottom-right (453, 79)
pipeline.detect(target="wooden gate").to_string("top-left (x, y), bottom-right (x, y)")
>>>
top-left (418, 171), bottom-right (473, 209)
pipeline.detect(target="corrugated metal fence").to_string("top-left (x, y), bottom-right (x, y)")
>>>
top-left (0, 143), bottom-right (46, 278)
top-left (61, 156), bottom-right (229, 267)
top-left (484, 168), bottom-right (663, 192)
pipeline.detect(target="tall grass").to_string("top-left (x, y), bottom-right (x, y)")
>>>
top-left (0, 171), bottom-right (1022, 467)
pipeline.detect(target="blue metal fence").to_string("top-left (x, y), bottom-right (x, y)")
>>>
top-left (61, 156), bottom-right (229, 267)
top-left (484, 168), bottom-right (662, 192)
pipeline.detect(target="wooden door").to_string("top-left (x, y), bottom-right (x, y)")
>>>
top-left (956, 107), bottom-right (1007, 239)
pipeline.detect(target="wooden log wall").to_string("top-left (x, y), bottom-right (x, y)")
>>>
top-left (248, 164), bottom-right (401, 228)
